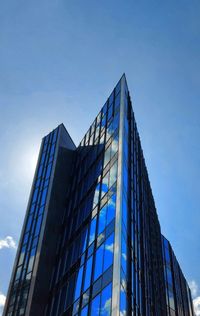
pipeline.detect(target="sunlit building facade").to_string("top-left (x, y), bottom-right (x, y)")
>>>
top-left (3, 75), bottom-right (194, 316)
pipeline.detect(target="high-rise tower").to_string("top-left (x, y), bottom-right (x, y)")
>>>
top-left (3, 75), bottom-right (194, 316)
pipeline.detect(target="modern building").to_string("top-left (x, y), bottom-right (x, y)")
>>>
top-left (162, 236), bottom-right (194, 316)
top-left (3, 75), bottom-right (194, 316)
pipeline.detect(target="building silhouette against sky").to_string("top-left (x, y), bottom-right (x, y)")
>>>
top-left (3, 75), bottom-right (194, 316)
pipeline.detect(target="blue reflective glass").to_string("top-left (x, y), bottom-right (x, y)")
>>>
top-left (89, 217), bottom-right (97, 245)
top-left (74, 266), bottom-right (83, 300)
top-left (93, 183), bottom-right (100, 208)
top-left (98, 205), bottom-right (107, 235)
top-left (106, 195), bottom-right (116, 225)
top-left (84, 256), bottom-right (93, 291)
top-left (104, 234), bottom-right (114, 272)
top-left (120, 286), bottom-right (126, 315)
top-left (123, 164), bottom-right (128, 194)
top-left (26, 214), bottom-right (33, 232)
top-left (46, 163), bottom-right (52, 179)
top-left (108, 106), bottom-right (113, 121)
top-left (50, 143), bottom-right (55, 156)
top-left (122, 194), bottom-right (127, 229)
top-left (124, 136), bottom-right (128, 161)
top-left (81, 305), bottom-right (88, 316)
top-left (100, 283), bottom-right (112, 316)
top-left (114, 93), bottom-right (120, 111)
top-left (94, 244), bottom-right (104, 281)
top-left (81, 228), bottom-right (88, 254)
top-left (104, 146), bottom-right (110, 167)
top-left (111, 134), bottom-right (118, 158)
top-left (34, 215), bottom-right (43, 236)
top-left (32, 188), bottom-right (38, 203)
top-left (101, 174), bottom-right (109, 197)
top-left (37, 165), bottom-right (43, 178)
top-left (82, 289), bottom-right (90, 307)
top-left (91, 294), bottom-right (100, 316)
top-left (166, 267), bottom-right (173, 285)
top-left (40, 187), bottom-right (48, 206)
top-left (121, 236), bottom-right (127, 275)
top-left (52, 129), bottom-right (58, 143)
top-left (109, 161), bottom-right (117, 188)
top-left (101, 114), bottom-right (106, 128)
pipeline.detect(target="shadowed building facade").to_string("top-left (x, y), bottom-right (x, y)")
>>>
top-left (3, 75), bottom-right (194, 316)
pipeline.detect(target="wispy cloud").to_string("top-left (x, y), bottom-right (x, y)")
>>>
top-left (0, 236), bottom-right (17, 250)
top-left (193, 296), bottom-right (200, 316)
top-left (189, 280), bottom-right (198, 298)
top-left (0, 292), bottom-right (6, 316)
top-left (189, 280), bottom-right (200, 316)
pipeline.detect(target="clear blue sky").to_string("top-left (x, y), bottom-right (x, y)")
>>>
top-left (0, 0), bottom-right (200, 314)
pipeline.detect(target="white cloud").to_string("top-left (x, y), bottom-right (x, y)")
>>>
top-left (189, 280), bottom-right (198, 298)
top-left (0, 236), bottom-right (17, 250)
top-left (0, 292), bottom-right (6, 316)
top-left (193, 296), bottom-right (200, 316)
top-left (105, 243), bottom-right (114, 253)
top-left (0, 293), bottom-right (6, 307)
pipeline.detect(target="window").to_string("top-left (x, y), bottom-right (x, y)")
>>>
top-left (120, 285), bottom-right (127, 316)
top-left (91, 294), bottom-right (100, 316)
top-left (83, 256), bottom-right (93, 291)
top-left (94, 244), bottom-right (104, 281)
top-left (89, 217), bottom-right (97, 245)
top-left (106, 195), bottom-right (116, 225)
top-left (81, 305), bottom-right (88, 315)
top-left (121, 235), bottom-right (127, 276)
top-left (74, 266), bottom-right (83, 300)
top-left (100, 283), bottom-right (112, 316)
top-left (98, 205), bottom-right (107, 235)
top-left (101, 174), bottom-right (109, 197)
top-left (104, 234), bottom-right (114, 272)
top-left (109, 161), bottom-right (117, 188)
top-left (93, 183), bottom-right (100, 208)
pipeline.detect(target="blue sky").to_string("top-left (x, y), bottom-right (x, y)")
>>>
top-left (0, 0), bottom-right (200, 314)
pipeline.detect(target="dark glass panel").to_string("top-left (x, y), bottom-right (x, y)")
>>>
top-left (83, 256), bottom-right (93, 291)
top-left (89, 217), bottom-right (97, 245)
top-left (74, 266), bottom-right (83, 301)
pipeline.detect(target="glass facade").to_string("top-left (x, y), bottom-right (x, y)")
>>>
top-left (162, 236), bottom-right (194, 316)
top-left (3, 75), bottom-right (194, 316)
top-left (4, 128), bottom-right (59, 316)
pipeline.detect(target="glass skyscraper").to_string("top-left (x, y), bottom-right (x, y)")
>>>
top-left (3, 75), bottom-right (194, 316)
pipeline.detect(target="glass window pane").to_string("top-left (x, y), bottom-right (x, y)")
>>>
top-left (100, 283), bottom-right (112, 316)
top-left (81, 305), bottom-right (88, 316)
top-left (74, 267), bottom-right (83, 300)
top-left (104, 147), bottom-right (111, 168)
top-left (89, 217), bottom-right (97, 245)
top-left (109, 161), bottom-right (117, 188)
top-left (111, 134), bottom-right (118, 158)
top-left (104, 234), bottom-right (114, 272)
top-left (98, 205), bottom-right (107, 235)
top-left (120, 285), bottom-right (127, 316)
top-left (84, 256), bottom-right (93, 291)
top-left (93, 183), bottom-right (100, 208)
top-left (101, 174), bottom-right (109, 197)
top-left (121, 236), bottom-right (127, 275)
top-left (91, 294), bottom-right (100, 316)
top-left (94, 244), bottom-right (104, 281)
top-left (106, 195), bottom-right (116, 225)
